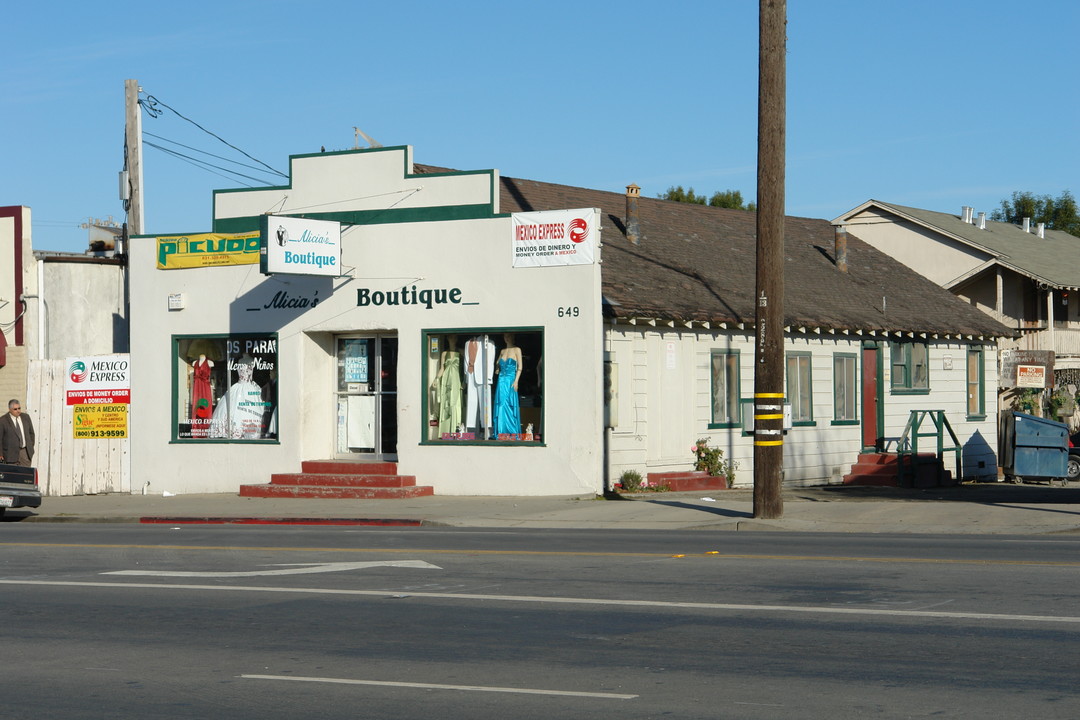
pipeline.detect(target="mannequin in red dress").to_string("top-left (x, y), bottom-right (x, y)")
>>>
top-left (191, 354), bottom-right (214, 438)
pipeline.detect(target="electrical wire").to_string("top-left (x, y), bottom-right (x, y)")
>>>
top-left (139, 92), bottom-right (289, 180)
top-left (144, 132), bottom-right (282, 177)
top-left (143, 141), bottom-right (276, 187)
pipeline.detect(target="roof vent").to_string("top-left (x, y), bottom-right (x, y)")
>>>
top-left (977, 211), bottom-right (986, 229)
top-left (1038, 222), bottom-right (1046, 238)
top-left (1022, 217), bottom-right (1031, 233)
top-left (625, 184), bottom-right (641, 245)
top-left (961, 206), bottom-right (974, 224)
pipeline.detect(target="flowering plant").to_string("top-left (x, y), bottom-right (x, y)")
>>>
top-left (692, 438), bottom-right (736, 482)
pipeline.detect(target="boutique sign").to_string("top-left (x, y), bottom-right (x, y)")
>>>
top-left (260, 216), bottom-right (342, 277)
top-left (511, 208), bottom-right (599, 268)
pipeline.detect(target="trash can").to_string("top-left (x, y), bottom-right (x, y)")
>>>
top-left (1001, 411), bottom-right (1068, 481)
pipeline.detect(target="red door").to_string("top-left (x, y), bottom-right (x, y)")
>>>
top-left (862, 345), bottom-right (880, 451)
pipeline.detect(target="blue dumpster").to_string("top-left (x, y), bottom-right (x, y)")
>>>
top-left (1001, 411), bottom-right (1068, 481)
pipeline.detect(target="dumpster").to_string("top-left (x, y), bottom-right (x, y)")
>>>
top-left (1001, 411), bottom-right (1068, 482)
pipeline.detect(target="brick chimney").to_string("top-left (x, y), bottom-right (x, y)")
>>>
top-left (834, 224), bottom-right (848, 272)
top-left (625, 184), bottom-right (641, 245)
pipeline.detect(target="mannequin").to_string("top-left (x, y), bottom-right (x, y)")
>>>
top-left (209, 357), bottom-right (264, 439)
top-left (463, 334), bottom-right (496, 437)
top-left (191, 354), bottom-right (214, 438)
top-left (493, 333), bottom-right (523, 436)
top-left (433, 335), bottom-right (463, 436)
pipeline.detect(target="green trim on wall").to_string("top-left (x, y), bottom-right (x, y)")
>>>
top-left (211, 146), bottom-right (500, 234)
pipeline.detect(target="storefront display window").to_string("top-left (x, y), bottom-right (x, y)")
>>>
top-left (174, 334), bottom-right (278, 441)
top-left (424, 329), bottom-right (543, 443)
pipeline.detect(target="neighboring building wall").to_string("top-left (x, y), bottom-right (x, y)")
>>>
top-left (606, 329), bottom-right (1000, 486)
top-left (843, 210), bottom-right (990, 286)
top-left (37, 258), bottom-right (128, 359)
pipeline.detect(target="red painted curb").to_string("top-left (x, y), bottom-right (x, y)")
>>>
top-left (138, 517), bottom-right (424, 526)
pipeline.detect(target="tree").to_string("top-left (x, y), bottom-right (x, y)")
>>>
top-left (990, 190), bottom-right (1080, 237)
top-left (659, 186), bottom-right (756, 211)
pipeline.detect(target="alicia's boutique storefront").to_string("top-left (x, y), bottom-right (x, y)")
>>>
top-left (129, 146), bottom-right (605, 496)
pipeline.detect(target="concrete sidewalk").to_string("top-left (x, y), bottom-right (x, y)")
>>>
top-left (6, 483), bottom-right (1080, 534)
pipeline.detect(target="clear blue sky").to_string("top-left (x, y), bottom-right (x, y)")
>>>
top-left (4, 0), bottom-right (1077, 254)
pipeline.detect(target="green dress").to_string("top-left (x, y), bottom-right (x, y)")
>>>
top-left (437, 352), bottom-right (463, 435)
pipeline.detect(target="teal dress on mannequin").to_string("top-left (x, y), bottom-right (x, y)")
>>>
top-left (493, 357), bottom-right (520, 436)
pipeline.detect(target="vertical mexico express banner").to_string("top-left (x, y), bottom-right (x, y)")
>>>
top-left (66, 354), bottom-right (131, 439)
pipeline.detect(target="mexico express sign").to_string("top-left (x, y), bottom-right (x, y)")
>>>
top-left (511, 208), bottom-right (599, 267)
top-left (66, 354), bottom-right (131, 439)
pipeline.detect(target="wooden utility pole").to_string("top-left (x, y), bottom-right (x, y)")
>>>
top-left (124, 79), bottom-right (145, 235)
top-left (753, 0), bottom-right (786, 519)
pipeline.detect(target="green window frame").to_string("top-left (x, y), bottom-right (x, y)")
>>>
top-left (967, 345), bottom-right (986, 420)
top-left (709, 350), bottom-right (741, 428)
top-left (785, 352), bottom-right (815, 425)
top-left (832, 353), bottom-right (858, 425)
top-left (889, 341), bottom-right (930, 394)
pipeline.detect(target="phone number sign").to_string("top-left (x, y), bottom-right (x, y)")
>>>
top-left (73, 404), bottom-right (129, 439)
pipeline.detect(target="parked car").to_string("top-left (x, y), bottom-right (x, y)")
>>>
top-left (1069, 433), bottom-right (1080, 482)
top-left (0, 463), bottom-right (41, 516)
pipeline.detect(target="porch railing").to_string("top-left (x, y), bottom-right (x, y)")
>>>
top-left (896, 410), bottom-right (962, 486)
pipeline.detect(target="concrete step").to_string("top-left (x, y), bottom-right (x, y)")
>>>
top-left (268, 473), bottom-right (418, 488)
top-left (239, 484), bottom-right (434, 499)
top-left (300, 460), bottom-right (398, 475)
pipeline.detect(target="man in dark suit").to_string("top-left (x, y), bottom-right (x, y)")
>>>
top-left (0, 399), bottom-right (35, 466)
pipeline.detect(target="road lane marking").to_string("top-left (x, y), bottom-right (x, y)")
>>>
top-left (102, 560), bottom-right (441, 578)
top-left (5, 579), bottom-right (1080, 625)
top-left (240, 674), bottom-right (638, 699)
top-left (4, 542), bottom-right (1080, 567)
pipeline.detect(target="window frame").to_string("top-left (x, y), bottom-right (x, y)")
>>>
top-left (708, 349), bottom-right (741, 429)
top-left (421, 327), bottom-right (545, 446)
top-left (785, 351), bottom-right (815, 426)
top-left (966, 345), bottom-right (986, 420)
top-left (832, 352), bottom-right (859, 425)
top-left (889, 341), bottom-right (930, 394)
top-left (170, 333), bottom-right (280, 444)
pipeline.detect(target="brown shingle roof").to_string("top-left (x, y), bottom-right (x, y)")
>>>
top-left (417, 165), bottom-right (1013, 338)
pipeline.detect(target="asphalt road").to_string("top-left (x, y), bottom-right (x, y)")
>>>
top-left (2, 525), bottom-right (1079, 719)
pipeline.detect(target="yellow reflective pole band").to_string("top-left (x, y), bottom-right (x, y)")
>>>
top-left (754, 440), bottom-right (784, 446)
top-left (755, 414), bottom-right (784, 420)
top-left (754, 392), bottom-right (785, 398)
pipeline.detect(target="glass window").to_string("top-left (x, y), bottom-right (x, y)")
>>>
top-left (710, 350), bottom-right (740, 427)
top-left (967, 346), bottom-right (985, 418)
top-left (424, 329), bottom-right (543, 443)
top-left (889, 341), bottom-right (929, 392)
top-left (174, 334), bottom-right (278, 441)
top-left (785, 352), bottom-right (813, 424)
top-left (833, 353), bottom-right (857, 422)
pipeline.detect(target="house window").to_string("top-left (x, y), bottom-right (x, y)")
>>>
top-left (833, 353), bottom-right (858, 424)
top-left (423, 328), bottom-right (543, 443)
top-left (967, 346), bottom-right (985, 419)
top-left (889, 341), bottom-right (929, 393)
top-left (710, 350), bottom-right (740, 428)
top-left (172, 334), bottom-right (279, 442)
top-left (785, 352), bottom-right (814, 424)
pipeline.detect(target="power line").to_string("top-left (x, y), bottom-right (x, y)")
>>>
top-left (139, 92), bottom-right (289, 179)
top-left (143, 141), bottom-right (270, 188)
top-left (143, 131), bottom-right (282, 177)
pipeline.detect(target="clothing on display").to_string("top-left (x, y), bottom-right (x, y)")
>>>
top-left (190, 355), bottom-right (214, 438)
top-left (436, 351), bottom-right (463, 435)
top-left (463, 335), bottom-right (495, 434)
top-left (493, 356), bottom-right (521, 436)
top-left (209, 360), bottom-right (265, 439)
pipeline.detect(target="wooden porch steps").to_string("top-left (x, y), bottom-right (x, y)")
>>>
top-left (842, 453), bottom-right (955, 488)
top-left (239, 460), bottom-right (434, 499)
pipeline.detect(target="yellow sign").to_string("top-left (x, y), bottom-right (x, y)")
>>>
top-left (73, 404), bottom-right (129, 439)
top-left (156, 231), bottom-right (261, 269)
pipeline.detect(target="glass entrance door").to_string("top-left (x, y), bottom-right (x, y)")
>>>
top-left (335, 335), bottom-right (397, 459)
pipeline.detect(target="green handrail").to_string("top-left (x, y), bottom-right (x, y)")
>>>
top-left (896, 410), bottom-right (963, 487)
